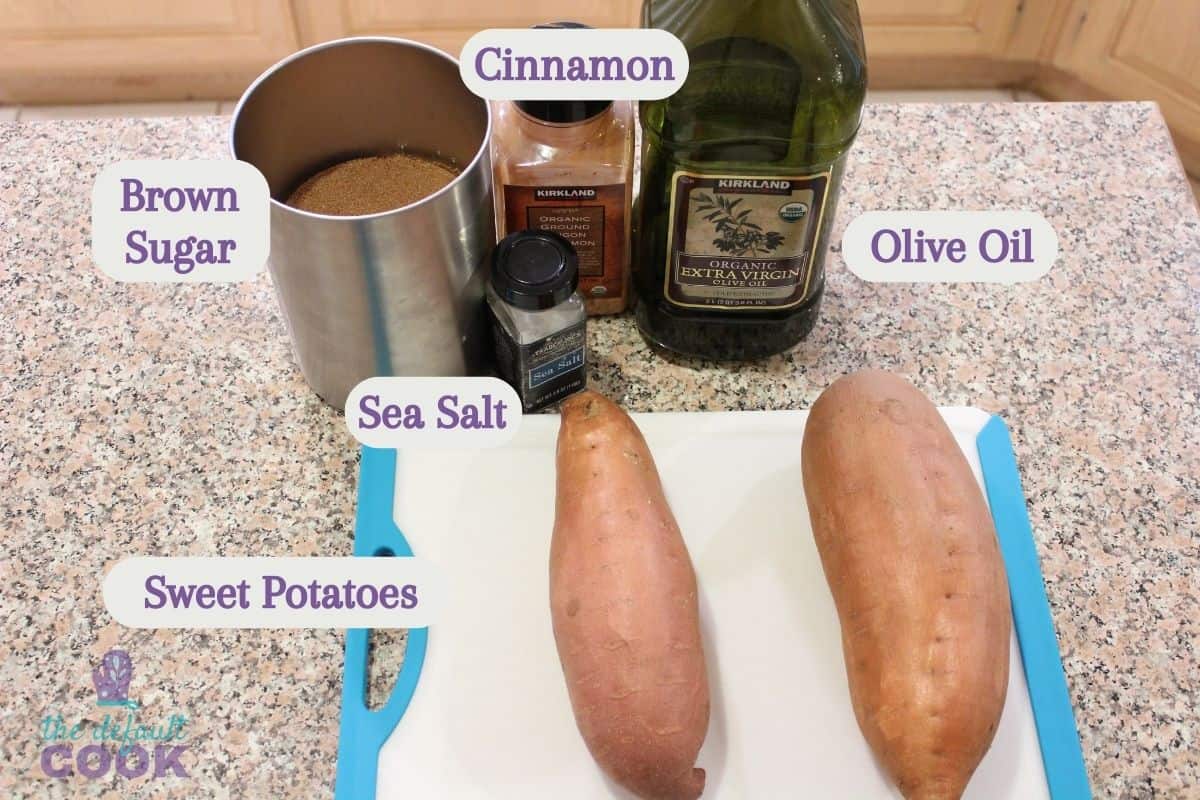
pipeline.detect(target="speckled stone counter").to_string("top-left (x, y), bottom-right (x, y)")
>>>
top-left (1, 103), bottom-right (1197, 798)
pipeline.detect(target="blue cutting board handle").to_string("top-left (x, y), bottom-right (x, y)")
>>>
top-left (977, 416), bottom-right (1091, 799)
top-left (335, 447), bottom-right (428, 800)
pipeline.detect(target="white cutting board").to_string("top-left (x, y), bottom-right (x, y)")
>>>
top-left (377, 408), bottom-right (1050, 799)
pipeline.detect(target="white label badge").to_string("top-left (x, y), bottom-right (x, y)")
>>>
top-left (461, 28), bottom-right (689, 101)
top-left (92, 159), bottom-right (269, 282)
top-left (346, 377), bottom-right (522, 449)
top-left (103, 557), bottom-right (439, 629)
top-left (841, 211), bottom-right (1058, 283)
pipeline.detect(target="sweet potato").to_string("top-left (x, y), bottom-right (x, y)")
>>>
top-left (801, 370), bottom-right (1011, 800)
top-left (550, 391), bottom-right (710, 800)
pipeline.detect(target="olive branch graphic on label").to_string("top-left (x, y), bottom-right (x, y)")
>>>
top-left (693, 193), bottom-right (786, 257)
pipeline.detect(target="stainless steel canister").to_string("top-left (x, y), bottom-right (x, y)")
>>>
top-left (230, 37), bottom-right (494, 409)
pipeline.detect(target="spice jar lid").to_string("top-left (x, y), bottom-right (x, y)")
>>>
top-left (516, 99), bottom-right (613, 125)
top-left (491, 230), bottom-right (580, 311)
top-left (517, 22), bottom-right (613, 124)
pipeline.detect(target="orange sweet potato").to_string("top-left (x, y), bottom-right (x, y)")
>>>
top-left (551, 391), bottom-right (710, 800)
top-left (802, 370), bottom-right (1011, 800)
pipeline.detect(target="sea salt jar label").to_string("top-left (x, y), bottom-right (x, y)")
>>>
top-left (91, 159), bottom-right (269, 282)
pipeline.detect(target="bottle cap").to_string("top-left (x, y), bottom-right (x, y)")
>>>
top-left (491, 230), bottom-right (580, 311)
top-left (516, 22), bottom-right (614, 124)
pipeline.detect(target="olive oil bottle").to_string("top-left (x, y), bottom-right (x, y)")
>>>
top-left (636, 0), bottom-right (866, 359)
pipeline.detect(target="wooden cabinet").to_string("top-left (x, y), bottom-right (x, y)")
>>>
top-left (861, 0), bottom-right (1199, 174)
top-left (0, 0), bottom-right (642, 104)
top-left (1040, 1), bottom-right (1200, 172)
top-left (0, 0), bottom-right (1197, 176)
top-left (859, 0), bottom-right (1068, 87)
top-left (0, 0), bottom-right (298, 104)
top-left (291, 1), bottom-right (643, 58)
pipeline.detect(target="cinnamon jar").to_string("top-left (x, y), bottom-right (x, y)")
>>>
top-left (492, 96), bottom-right (635, 316)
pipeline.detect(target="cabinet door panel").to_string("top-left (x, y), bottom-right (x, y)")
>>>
top-left (1112, 1), bottom-right (1200, 100)
top-left (859, 0), bottom-right (1022, 57)
top-left (293, 0), bottom-right (643, 56)
top-left (862, 0), bottom-right (980, 27)
top-left (343, 0), bottom-right (635, 28)
top-left (0, 2), bottom-right (239, 32)
top-left (0, 0), bottom-right (299, 103)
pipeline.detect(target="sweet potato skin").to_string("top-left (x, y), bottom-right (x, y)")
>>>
top-left (551, 391), bottom-right (709, 800)
top-left (801, 371), bottom-right (1011, 800)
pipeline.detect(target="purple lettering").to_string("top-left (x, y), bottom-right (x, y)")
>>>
top-left (144, 575), bottom-right (167, 609)
top-left (357, 394), bottom-right (382, 430)
top-left (286, 583), bottom-right (307, 609)
top-left (947, 239), bottom-right (967, 263)
top-left (77, 744), bottom-right (111, 779)
top-left (872, 229), bottom-right (901, 263)
top-left (356, 583), bottom-right (379, 609)
top-left (121, 178), bottom-right (145, 211)
top-left (262, 575), bottom-right (285, 609)
top-left (40, 744), bottom-right (72, 778)
top-left (154, 745), bottom-right (190, 778)
top-left (476, 46), bottom-right (502, 81)
top-left (116, 745), bottom-right (150, 779)
top-left (979, 229), bottom-right (1009, 263)
top-left (588, 55), bottom-right (624, 81)
top-left (650, 55), bottom-right (674, 81)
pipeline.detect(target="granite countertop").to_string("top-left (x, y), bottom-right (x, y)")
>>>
top-left (1, 103), bottom-right (1197, 798)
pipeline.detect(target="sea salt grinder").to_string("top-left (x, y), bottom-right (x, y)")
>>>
top-left (487, 230), bottom-right (588, 412)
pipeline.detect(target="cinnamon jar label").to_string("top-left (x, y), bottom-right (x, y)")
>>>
top-left (503, 184), bottom-right (626, 298)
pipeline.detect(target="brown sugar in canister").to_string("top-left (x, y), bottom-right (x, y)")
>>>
top-left (287, 152), bottom-right (461, 216)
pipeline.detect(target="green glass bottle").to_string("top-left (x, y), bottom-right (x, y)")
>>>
top-left (635, 0), bottom-right (866, 359)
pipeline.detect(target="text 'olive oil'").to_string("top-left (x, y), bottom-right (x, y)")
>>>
top-left (636, 0), bottom-right (867, 359)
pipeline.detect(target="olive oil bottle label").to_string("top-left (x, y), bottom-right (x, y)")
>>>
top-left (663, 170), bottom-right (830, 310)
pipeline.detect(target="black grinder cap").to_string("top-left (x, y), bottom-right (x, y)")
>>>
top-left (517, 22), bottom-right (613, 124)
top-left (491, 230), bottom-right (580, 311)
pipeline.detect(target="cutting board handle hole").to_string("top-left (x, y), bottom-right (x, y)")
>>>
top-left (366, 627), bottom-right (408, 711)
top-left (364, 548), bottom-right (408, 710)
